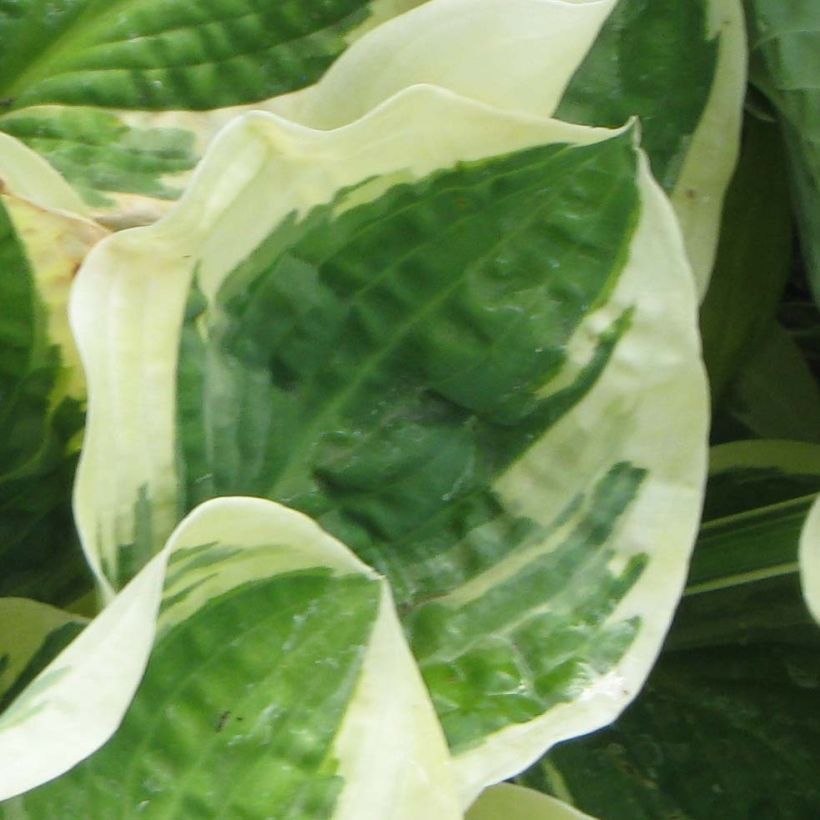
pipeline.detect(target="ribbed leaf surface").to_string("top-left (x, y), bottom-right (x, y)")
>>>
top-left (0, 0), bottom-right (420, 220)
top-left (519, 441), bottom-right (820, 819)
top-left (0, 0), bottom-right (379, 110)
top-left (1, 498), bottom-right (461, 817)
top-left (70, 91), bottom-right (707, 797)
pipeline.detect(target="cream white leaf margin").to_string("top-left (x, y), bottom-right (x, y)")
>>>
top-left (0, 497), bottom-right (461, 817)
top-left (101, 0), bottom-right (616, 226)
top-left (273, 0), bottom-right (743, 293)
top-left (450, 153), bottom-right (707, 806)
top-left (670, 0), bottom-right (746, 297)
top-left (265, 0), bottom-right (616, 128)
top-left (70, 90), bottom-right (620, 599)
top-left (102, 0), bottom-right (741, 295)
top-left (0, 548), bottom-right (166, 801)
top-left (71, 90), bottom-right (707, 805)
top-left (0, 133), bottom-right (88, 217)
top-left (799, 494), bottom-right (820, 625)
top-left (467, 783), bottom-right (596, 820)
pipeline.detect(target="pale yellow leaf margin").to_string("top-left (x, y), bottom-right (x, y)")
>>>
top-left (0, 498), bottom-right (461, 818)
top-left (467, 783), bottom-right (596, 820)
top-left (670, 0), bottom-right (746, 297)
top-left (799, 494), bottom-right (820, 625)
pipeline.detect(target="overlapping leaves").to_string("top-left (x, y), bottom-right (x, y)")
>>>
top-left (0, 163), bottom-right (104, 605)
top-left (68, 88), bottom-right (707, 804)
top-left (0, 0), bottom-right (743, 287)
top-left (519, 441), bottom-right (820, 818)
top-left (0, 0), bottom-right (753, 817)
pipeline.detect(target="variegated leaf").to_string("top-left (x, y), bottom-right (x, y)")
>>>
top-left (71, 82), bottom-right (707, 800)
top-left (555, 0), bottom-right (746, 294)
top-left (0, 141), bottom-right (105, 603)
top-left (1, 497), bottom-right (461, 818)
top-left (518, 439), bottom-right (820, 819)
top-left (0, 0), bottom-right (428, 224)
top-left (0, 0), bottom-right (744, 278)
top-left (801, 495), bottom-right (820, 625)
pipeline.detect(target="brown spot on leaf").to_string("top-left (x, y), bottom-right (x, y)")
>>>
top-left (215, 710), bottom-right (230, 732)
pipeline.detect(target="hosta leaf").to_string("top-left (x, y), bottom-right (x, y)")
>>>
top-left (0, 0), bottom-right (404, 111)
top-left (0, 548), bottom-right (167, 801)
top-left (699, 114), bottom-right (792, 404)
top-left (556, 0), bottom-right (746, 294)
top-left (679, 440), bottom-right (820, 642)
top-left (0, 0), bottom-right (425, 222)
top-left (71, 82), bottom-right (707, 799)
top-left (557, 0), bottom-right (716, 190)
top-left (0, 147), bottom-right (105, 603)
top-left (265, 0), bottom-right (616, 127)
top-left (745, 0), bottom-right (820, 306)
top-left (217, 0), bottom-right (745, 294)
top-left (0, 132), bottom-right (88, 216)
top-left (0, 0), bottom-right (612, 224)
top-left (715, 322), bottom-right (820, 445)
top-left (0, 0), bottom-right (744, 262)
top-left (518, 440), bottom-right (820, 818)
top-left (0, 107), bottom-right (200, 221)
top-left (467, 783), bottom-right (594, 820)
top-left (269, 0), bottom-right (744, 298)
top-left (1, 497), bottom-right (461, 817)
top-left (0, 599), bottom-right (86, 711)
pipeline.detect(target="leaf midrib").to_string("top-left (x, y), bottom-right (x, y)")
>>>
top-left (1, 0), bottom-right (146, 100)
top-left (0, 0), bottom-right (360, 104)
top-left (257, 146), bottom-right (619, 502)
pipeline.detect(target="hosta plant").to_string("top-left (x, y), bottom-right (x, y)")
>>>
top-left (0, 0), bottom-right (818, 817)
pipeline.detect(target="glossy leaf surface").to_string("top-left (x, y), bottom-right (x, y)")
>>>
top-left (1, 498), bottom-right (461, 818)
top-left (519, 440), bottom-right (820, 819)
top-left (70, 80), bottom-right (707, 799)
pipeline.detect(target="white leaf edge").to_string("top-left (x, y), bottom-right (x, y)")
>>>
top-left (267, 0), bottom-right (616, 128)
top-left (799, 494), bottom-right (820, 625)
top-left (1, 497), bottom-right (461, 817)
top-left (103, 0), bottom-right (613, 226)
top-left (101, 0), bottom-right (740, 298)
top-left (707, 439), bottom-right (820, 625)
top-left (467, 783), bottom-right (596, 820)
top-left (670, 0), bottom-right (746, 298)
top-left (0, 545), bottom-right (167, 801)
top-left (0, 132), bottom-right (89, 217)
top-left (70, 88), bottom-right (620, 598)
top-left (450, 153), bottom-right (707, 804)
